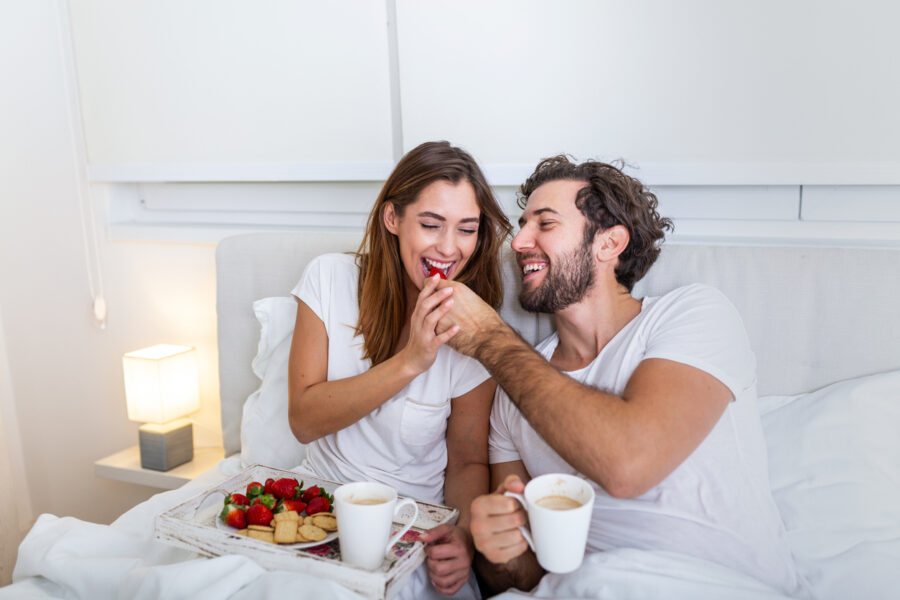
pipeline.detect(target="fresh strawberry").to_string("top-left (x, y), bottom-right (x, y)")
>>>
top-left (271, 477), bottom-right (302, 500)
top-left (225, 493), bottom-right (249, 506)
top-left (306, 495), bottom-right (330, 515)
top-left (280, 498), bottom-right (307, 514)
top-left (428, 266), bottom-right (447, 279)
top-left (301, 485), bottom-right (321, 502)
top-left (246, 503), bottom-right (273, 527)
top-left (264, 478), bottom-right (276, 496)
top-left (220, 503), bottom-right (247, 529)
top-left (251, 493), bottom-right (276, 509)
top-left (246, 481), bottom-right (264, 498)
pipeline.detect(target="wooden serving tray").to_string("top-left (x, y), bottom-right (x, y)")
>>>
top-left (155, 464), bottom-right (458, 599)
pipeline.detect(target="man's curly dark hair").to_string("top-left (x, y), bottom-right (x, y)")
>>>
top-left (518, 155), bottom-right (673, 291)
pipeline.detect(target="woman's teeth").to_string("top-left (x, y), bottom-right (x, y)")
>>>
top-left (424, 258), bottom-right (451, 277)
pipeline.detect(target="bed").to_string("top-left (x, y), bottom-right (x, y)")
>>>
top-left (3, 232), bottom-right (899, 599)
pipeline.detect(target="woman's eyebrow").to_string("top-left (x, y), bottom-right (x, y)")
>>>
top-left (418, 211), bottom-right (480, 223)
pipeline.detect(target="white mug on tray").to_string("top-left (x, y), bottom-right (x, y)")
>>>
top-left (334, 481), bottom-right (419, 570)
top-left (504, 473), bottom-right (595, 573)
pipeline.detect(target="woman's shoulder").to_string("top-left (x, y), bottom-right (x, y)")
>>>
top-left (311, 252), bottom-right (357, 267)
top-left (308, 252), bottom-right (359, 276)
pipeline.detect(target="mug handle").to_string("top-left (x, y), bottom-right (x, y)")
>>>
top-left (384, 497), bottom-right (419, 555)
top-left (503, 491), bottom-right (536, 552)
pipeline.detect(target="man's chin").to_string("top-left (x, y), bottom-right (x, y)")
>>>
top-left (518, 291), bottom-right (554, 314)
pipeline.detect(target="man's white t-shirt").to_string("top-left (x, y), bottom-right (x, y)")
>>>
top-left (490, 283), bottom-right (805, 595)
top-left (292, 253), bottom-right (490, 505)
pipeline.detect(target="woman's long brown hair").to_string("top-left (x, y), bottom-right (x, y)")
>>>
top-left (356, 141), bottom-right (512, 366)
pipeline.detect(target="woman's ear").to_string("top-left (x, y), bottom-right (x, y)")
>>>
top-left (383, 202), bottom-right (399, 235)
top-left (596, 225), bottom-right (630, 262)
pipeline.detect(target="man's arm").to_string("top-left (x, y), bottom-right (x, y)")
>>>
top-left (471, 461), bottom-right (545, 595)
top-left (437, 282), bottom-right (731, 498)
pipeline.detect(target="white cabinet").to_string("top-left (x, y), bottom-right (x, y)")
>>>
top-left (69, 1), bottom-right (394, 180)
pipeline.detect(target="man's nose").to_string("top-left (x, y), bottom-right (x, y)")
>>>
top-left (511, 227), bottom-right (533, 252)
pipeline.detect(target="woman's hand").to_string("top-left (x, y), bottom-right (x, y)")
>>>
top-left (400, 274), bottom-right (459, 374)
top-left (419, 523), bottom-right (475, 596)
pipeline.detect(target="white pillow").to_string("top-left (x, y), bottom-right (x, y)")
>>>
top-left (240, 296), bottom-right (307, 469)
top-left (760, 369), bottom-right (900, 600)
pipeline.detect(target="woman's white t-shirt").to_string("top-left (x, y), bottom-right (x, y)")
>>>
top-left (292, 253), bottom-right (490, 505)
top-left (490, 283), bottom-right (806, 596)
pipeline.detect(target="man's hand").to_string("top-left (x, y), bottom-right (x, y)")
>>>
top-left (435, 280), bottom-right (506, 356)
top-left (470, 475), bottom-right (530, 565)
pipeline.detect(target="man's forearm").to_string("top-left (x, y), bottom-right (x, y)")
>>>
top-left (467, 321), bottom-right (628, 488)
top-left (470, 322), bottom-right (574, 418)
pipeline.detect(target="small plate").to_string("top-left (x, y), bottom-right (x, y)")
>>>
top-left (215, 516), bottom-right (338, 549)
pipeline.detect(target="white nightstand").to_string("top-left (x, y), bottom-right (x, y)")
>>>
top-left (95, 445), bottom-right (225, 490)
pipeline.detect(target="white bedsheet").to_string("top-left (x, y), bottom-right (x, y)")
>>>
top-left (1, 456), bottom-right (794, 600)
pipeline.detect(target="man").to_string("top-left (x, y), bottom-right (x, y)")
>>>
top-left (433, 156), bottom-right (804, 596)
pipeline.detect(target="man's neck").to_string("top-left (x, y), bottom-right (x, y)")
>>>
top-left (550, 284), bottom-right (642, 372)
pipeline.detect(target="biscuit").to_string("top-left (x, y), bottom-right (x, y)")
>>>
top-left (248, 524), bottom-right (274, 532)
top-left (273, 510), bottom-right (299, 523)
top-left (294, 524), bottom-right (308, 543)
top-left (247, 529), bottom-right (275, 543)
top-left (236, 528), bottom-right (249, 536)
top-left (274, 520), bottom-right (297, 544)
top-left (311, 514), bottom-right (337, 532)
top-left (298, 524), bottom-right (327, 542)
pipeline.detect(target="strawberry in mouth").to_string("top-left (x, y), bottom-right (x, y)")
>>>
top-left (422, 258), bottom-right (452, 279)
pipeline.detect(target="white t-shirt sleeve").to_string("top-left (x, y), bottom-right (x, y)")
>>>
top-left (449, 351), bottom-right (490, 398)
top-left (291, 254), bottom-right (337, 324)
top-left (488, 388), bottom-right (522, 464)
top-left (642, 284), bottom-right (756, 400)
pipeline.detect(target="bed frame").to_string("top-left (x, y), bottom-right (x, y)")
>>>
top-left (216, 233), bottom-right (900, 457)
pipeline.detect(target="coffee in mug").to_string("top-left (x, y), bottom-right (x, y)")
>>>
top-left (505, 473), bottom-right (595, 573)
top-left (334, 482), bottom-right (419, 570)
top-left (535, 495), bottom-right (582, 510)
top-left (347, 497), bottom-right (388, 506)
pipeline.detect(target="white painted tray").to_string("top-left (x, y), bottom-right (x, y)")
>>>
top-left (155, 464), bottom-right (458, 600)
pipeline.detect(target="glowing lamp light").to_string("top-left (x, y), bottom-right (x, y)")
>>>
top-left (123, 344), bottom-right (199, 471)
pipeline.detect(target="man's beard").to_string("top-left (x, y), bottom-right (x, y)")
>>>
top-left (518, 241), bottom-right (595, 313)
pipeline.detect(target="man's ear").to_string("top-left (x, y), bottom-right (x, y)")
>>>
top-left (595, 225), bottom-right (630, 261)
top-left (383, 202), bottom-right (399, 235)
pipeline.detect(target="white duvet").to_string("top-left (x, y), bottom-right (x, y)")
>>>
top-left (5, 369), bottom-right (900, 599)
top-left (1, 460), bottom-right (793, 600)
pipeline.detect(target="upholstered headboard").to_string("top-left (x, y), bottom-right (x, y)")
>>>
top-left (216, 233), bottom-right (900, 456)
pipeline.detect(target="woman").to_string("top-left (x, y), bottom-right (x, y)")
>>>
top-left (287, 141), bottom-right (512, 597)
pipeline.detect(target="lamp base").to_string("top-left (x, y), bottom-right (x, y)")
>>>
top-left (138, 419), bottom-right (193, 471)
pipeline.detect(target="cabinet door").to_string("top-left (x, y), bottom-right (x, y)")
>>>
top-left (397, 0), bottom-right (900, 185)
top-left (70, 1), bottom-right (394, 177)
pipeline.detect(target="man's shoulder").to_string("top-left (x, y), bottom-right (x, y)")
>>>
top-left (646, 283), bottom-right (737, 317)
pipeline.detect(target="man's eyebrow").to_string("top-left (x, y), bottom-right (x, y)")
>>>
top-left (418, 211), bottom-right (480, 224)
top-left (518, 207), bottom-right (560, 227)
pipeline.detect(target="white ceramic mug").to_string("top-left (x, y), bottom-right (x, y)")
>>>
top-left (334, 481), bottom-right (419, 570)
top-left (504, 473), bottom-right (595, 573)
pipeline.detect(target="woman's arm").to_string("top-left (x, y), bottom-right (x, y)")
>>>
top-left (420, 377), bottom-right (495, 595)
top-left (288, 275), bottom-right (458, 443)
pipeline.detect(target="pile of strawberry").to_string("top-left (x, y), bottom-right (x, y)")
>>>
top-left (219, 477), bottom-right (334, 530)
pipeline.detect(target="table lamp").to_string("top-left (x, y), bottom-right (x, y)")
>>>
top-left (123, 344), bottom-right (199, 471)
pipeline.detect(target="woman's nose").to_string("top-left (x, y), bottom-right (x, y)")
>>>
top-left (436, 229), bottom-right (455, 256)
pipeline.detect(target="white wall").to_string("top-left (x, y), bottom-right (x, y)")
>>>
top-left (0, 0), bottom-right (223, 533)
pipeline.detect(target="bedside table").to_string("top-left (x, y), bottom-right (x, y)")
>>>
top-left (95, 445), bottom-right (225, 490)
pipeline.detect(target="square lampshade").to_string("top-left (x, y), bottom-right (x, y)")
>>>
top-left (123, 344), bottom-right (199, 424)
